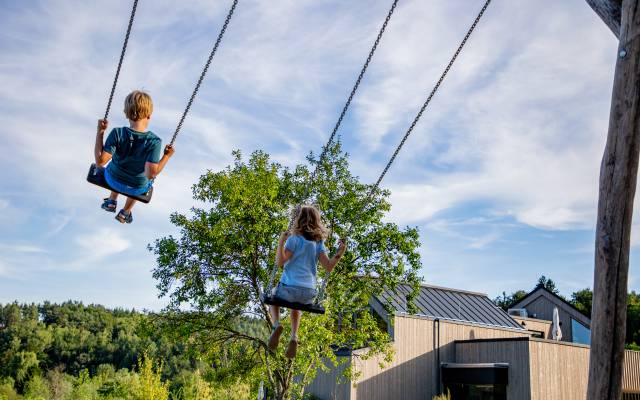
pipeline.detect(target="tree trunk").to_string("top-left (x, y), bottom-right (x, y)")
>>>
top-left (588, 1), bottom-right (640, 399)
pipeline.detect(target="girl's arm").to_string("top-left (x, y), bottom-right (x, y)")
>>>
top-left (276, 231), bottom-right (294, 267)
top-left (145, 145), bottom-right (175, 179)
top-left (318, 239), bottom-right (347, 273)
top-left (94, 119), bottom-right (112, 166)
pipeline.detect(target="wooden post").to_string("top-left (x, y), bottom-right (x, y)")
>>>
top-left (586, 0), bottom-right (622, 38)
top-left (587, 1), bottom-right (640, 399)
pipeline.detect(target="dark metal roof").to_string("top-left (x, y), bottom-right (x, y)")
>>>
top-left (373, 283), bottom-right (524, 330)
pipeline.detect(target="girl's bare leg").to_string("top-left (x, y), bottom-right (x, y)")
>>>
top-left (290, 309), bottom-right (301, 339)
top-left (270, 305), bottom-right (280, 326)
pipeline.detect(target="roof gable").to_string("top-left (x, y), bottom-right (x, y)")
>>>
top-left (372, 283), bottom-right (523, 330)
top-left (510, 286), bottom-right (591, 327)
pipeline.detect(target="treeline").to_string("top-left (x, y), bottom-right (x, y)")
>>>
top-left (493, 276), bottom-right (640, 350)
top-left (0, 301), bottom-right (259, 400)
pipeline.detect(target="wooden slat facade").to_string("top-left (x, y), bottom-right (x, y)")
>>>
top-left (624, 350), bottom-right (640, 393)
top-left (305, 359), bottom-right (352, 400)
top-left (307, 315), bottom-right (640, 400)
top-left (528, 339), bottom-right (590, 400)
top-left (512, 316), bottom-right (552, 339)
top-left (455, 338), bottom-right (531, 399)
top-left (347, 316), bottom-right (529, 400)
top-left (511, 288), bottom-right (591, 343)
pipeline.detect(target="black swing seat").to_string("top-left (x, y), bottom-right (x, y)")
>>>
top-left (86, 163), bottom-right (153, 203)
top-left (262, 294), bottom-right (325, 315)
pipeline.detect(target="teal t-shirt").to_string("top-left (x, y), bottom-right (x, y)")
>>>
top-left (280, 235), bottom-right (327, 289)
top-left (103, 127), bottom-right (162, 187)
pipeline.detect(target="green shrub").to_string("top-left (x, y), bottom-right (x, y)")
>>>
top-left (0, 377), bottom-right (19, 400)
top-left (23, 375), bottom-right (51, 400)
top-left (131, 353), bottom-right (169, 400)
top-left (173, 370), bottom-right (213, 400)
top-left (209, 379), bottom-right (251, 400)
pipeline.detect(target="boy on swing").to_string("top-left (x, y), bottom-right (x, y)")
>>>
top-left (94, 90), bottom-right (174, 223)
top-left (268, 205), bottom-right (347, 358)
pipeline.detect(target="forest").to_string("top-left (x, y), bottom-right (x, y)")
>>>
top-left (2, 277), bottom-right (640, 399)
top-left (0, 301), bottom-right (261, 400)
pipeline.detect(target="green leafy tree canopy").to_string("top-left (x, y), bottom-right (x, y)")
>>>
top-left (150, 142), bottom-right (422, 399)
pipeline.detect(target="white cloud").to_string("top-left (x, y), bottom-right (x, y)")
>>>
top-left (0, 244), bottom-right (47, 254)
top-left (2, 0), bottom-right (640, 305)
top-left (74, 228), bottom-right (131, 263)
top-left (363, 0), bottom-right (615, 232)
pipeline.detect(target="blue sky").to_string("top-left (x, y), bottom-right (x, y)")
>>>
top-left (1, 0), bottom-right (637, 310)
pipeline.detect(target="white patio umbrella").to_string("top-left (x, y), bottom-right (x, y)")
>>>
top-left (552, 306), bottom-right (563, 341)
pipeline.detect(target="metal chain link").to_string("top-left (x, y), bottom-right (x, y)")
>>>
top-left (169, 0), bottom-right (239, 147)
top-left (304, 0), bottom-right (400, 202)
top-left (104, 0), bottom-right (139, 120)
top-left (316, 0), bottom-right (492, 304)
top-left (265, 0), bottom-right (399, 300)
top-left (370, 0), bottom-right (491, 194)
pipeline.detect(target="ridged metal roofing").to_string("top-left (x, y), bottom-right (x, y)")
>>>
top-left (373, 284), bottom-right (524, 330)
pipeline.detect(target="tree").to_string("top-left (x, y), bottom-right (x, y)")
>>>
top-left (150, 142), bottom-right (422, 399)
top-left (627, 291), bottom-right (640, 346)
top-left (494, 290), bottom-right (527, 311)
top-left (536, 275), bottom-right (560, 295)
top-left (571, 288), bottom-right (593, 318)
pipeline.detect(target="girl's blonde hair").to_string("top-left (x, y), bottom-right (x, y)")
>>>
top-left (124, 90), bottom-right (153, 121)
top-left (292, 205), bottom-right (328, 242)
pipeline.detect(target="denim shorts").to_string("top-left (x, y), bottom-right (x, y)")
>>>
top-left (105, 167), bottom-right (152, 196)
top-left (275, 282), bottom-right (317, 305)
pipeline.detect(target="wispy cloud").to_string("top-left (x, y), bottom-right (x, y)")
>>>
top-left (0, 244), bottom-right (47, 254)
top-left (0, 0), bottom-right (636, 308)
top-left (72, 228), bottom-right (131, 268)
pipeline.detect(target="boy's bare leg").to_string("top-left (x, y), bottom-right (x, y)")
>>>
top-left (123, 197), bottom-right (137, 212)
top-left (109, 191), bottom-right (118, 201)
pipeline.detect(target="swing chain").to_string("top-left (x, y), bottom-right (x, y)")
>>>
top-left (304, 0), bottom-right (400, 201)
top-left (104, 0), bottom-right (139, 121)
top-left (291, 0), bottom-right (400, 305)
top-left (372, 0), bottom-right (491, 193)
top-left (318, 0), bottom-right (492, 305)
top-left (169, 0), bottom-right (239, 147)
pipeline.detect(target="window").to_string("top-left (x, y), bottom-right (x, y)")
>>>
top-left (442, 364), bottom-right (508, 400)
top-left (571, 319), bottom-right (590, 345)
top-left (445, 383), bottom-right (507, 400)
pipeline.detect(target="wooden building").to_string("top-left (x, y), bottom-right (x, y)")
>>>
top-left (509, 286), bottom-right (591, 344)
top-left (306, 283), bottom-right (640, 400)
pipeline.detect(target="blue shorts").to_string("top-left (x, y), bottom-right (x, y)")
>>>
top-left (275, 282), bottom-right (317, 305)
top-left (104, 167), bottom-right (152, 196)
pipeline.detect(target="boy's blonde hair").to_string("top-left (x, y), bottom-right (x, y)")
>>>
top-left (124, 90), bottom-right (153, 121)
top-left (292, 205), bottom-right (328, 242)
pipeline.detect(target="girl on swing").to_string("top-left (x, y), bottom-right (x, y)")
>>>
top-left (268, 205), bottom-right (347, 358)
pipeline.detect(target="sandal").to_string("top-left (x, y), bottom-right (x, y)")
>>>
top-left (101, 198), bottom-right (117, 213)
top-left (115, 209), bottom-right (133, 224)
